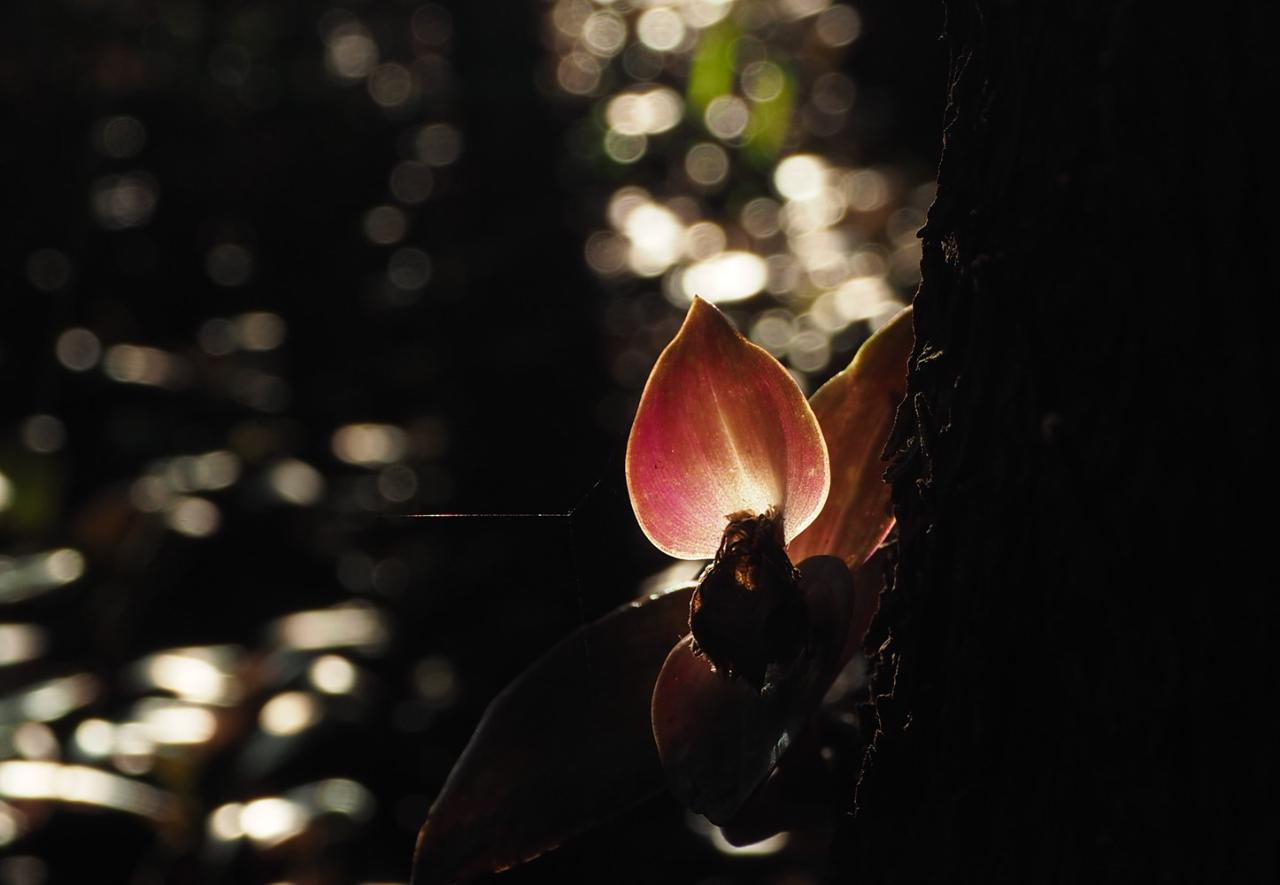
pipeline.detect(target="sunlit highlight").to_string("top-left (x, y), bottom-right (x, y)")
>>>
top-left (545, 0), bottom-right (927, 393)
top-left (709, 827), bottom-right (789, 856)
top-left (73, 719), bottom-right (116, 758)
top-left (268, 459), bottom-right (326, 506)
top-left (679, 251), bottom-right (767, 304)
top-left (606, 87), bottom-right (683, 136)
top-left (332, 423), bottom-right (409, 467)
top-left (103, 344), bottom-right (185, 388)
top-left (274, 605), bottom-right (388, 651)
top-left (260, 692), bottom-right (319, 737)
top-left (0, 625), bottom-right (46, 667)
top-left (142, 648), bottom-right (240, 705)
top-left (310, 655), bottom-right (358, 694)
top-left (240, 796), bottom-right (308, 846)
top-left (0, 761), bottom-right (175, 820)
top-left (134, 700), bottom-right (218, 745)
top-left (7, 675), bottom-right (97, 723)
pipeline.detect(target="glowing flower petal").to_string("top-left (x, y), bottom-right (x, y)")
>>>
top-left (627, 297), bottom-right (831, 560)
top-left (413, 584), bottom-right (694, 885)
top-left (786, 306), bottom-right (913, 567)
top-left (649, 556), bottom-right (852, 823)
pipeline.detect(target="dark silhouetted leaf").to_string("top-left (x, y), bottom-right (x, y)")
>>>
top-left (649, 556), bottom-right (852, 823)
top-left (412, 582), bottom-right (694, 885)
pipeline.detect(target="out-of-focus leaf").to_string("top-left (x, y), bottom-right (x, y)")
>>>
top-left (687, 19), bottom-right (738, 114)
top-left (649, 556), bottom-right (852, 824)
top-left (627, 297), bottom-right (830, 561)
top-left (411, 583), bottom-right (695, 885)
top-left (745, 64), bottom-right (795, 162)
top-left (786, 307), bottom-right (914, 567)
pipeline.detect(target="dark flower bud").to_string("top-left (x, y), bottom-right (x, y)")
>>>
top-left (689, 508), bottom-right (810, 691)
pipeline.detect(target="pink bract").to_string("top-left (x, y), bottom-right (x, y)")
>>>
top-left (625, 297), bottom-right (831, 560)
top-left (786, 306), bottom-right (913, 567)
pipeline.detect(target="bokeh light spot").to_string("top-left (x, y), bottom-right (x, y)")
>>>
top-left (205, 243), bottom-right (254, 287)
top-left (94, 115), bottom-right (147, 159)
top-left (680, 251), bottom-right (768, 304)
top-left (20, 415), bottom-right (66, 454)
top-left (389, 162), bottom-right (434, 204)
top-left (165, 497), bottom-right (221, 538)
top-left (235, 312), bottom-right (286, 351)
top-left (388, 248), bottom-right (432, 290)
top-left (268, 459), bottom-right (326, 506)
top-left (684, 142), bottom-right (729, 186)
top-left (415, 123), bottom-right (463, 167)
top-left (556, 52), bottom-right (601, 95)
top-left (326, 23), bottom-right (379, 80)
top-left (741, 61), bottom-right (785, 102)
top-left (368, 63), bottom-right (415, 108)
top-left (815, 4), bottom-right (862, 46)
top-left (704, 95), bottom-right (750, 140)
top-left (603, 130), bottom-right (647, 164)
top-left (682, 220), bottom-right (727, 260)
top-left (775, 154), bottom-right (827, 201)
top-left (55, 328), bottom-right (101, 371)
top-left (363, 205), bottom-right (408, 245)
top-left (583, 11), bottom-right (627, 57)
top-left (332, 423), bottom-right (408, 466)
top-left (259, 692), bottom-right (318, 737)
top-left (91, 172), bottom-right (158, 230)
top-left (637, 7), bottom-right (686, 51)
top-left (310, 655), bottom-right (357, 694)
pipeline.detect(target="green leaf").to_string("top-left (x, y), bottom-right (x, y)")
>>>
top-left (687, 19), bottom-right (738, 116)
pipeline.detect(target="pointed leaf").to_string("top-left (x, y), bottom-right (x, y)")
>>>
top-left (649, 556), bottom-right (852, 823)
top-left (412, 583), bottom-right (694, 885)
top-left (627, 297), bottom-right (830, 560)
top-left (786, 307), bottom-right (913, 567)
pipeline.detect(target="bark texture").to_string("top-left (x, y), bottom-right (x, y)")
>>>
top-left (841, 1), bottom-right (1278, 881)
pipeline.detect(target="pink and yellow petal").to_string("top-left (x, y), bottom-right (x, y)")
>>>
top-left (627, 298), bottom-right (830, 560)
top-left (786, 306), bottom-right (913, 568)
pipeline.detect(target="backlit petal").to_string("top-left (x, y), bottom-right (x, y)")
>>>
top-left (627, 297), bottom-right (830, 560)
top-left (786, 306), bottom-right (913, 567)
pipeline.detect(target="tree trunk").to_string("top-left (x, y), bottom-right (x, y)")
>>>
top-left (841, 1), bottom-right (1278, 881)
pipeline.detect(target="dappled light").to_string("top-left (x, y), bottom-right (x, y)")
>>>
top-left (1, 0), bottom-right (939, 880)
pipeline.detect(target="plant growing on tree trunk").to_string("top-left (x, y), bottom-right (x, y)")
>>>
top-left (412, 299), bottom-right (912, 884)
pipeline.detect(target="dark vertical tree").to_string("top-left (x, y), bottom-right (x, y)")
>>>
top-left (841, 1), bottom-right (1278, 880)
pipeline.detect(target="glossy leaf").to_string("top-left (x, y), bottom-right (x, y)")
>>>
top-left (649, 556), bottom-right (852, 824)
top-left (786, 306), bottom-right (914, 567)
top-left (412, 583), bottom-right (694, 885)
top-left (626, 297), bottom-right (830, 560)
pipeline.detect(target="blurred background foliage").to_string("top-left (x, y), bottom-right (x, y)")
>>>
top-left (0, 1), bottom-right (940, 882)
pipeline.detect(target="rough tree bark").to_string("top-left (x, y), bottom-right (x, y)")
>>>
top-left (839, 1), bottom-right (1277, 881)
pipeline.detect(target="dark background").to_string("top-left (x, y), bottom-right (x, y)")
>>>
top-left (0, 1), bottom-right (942, 882)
